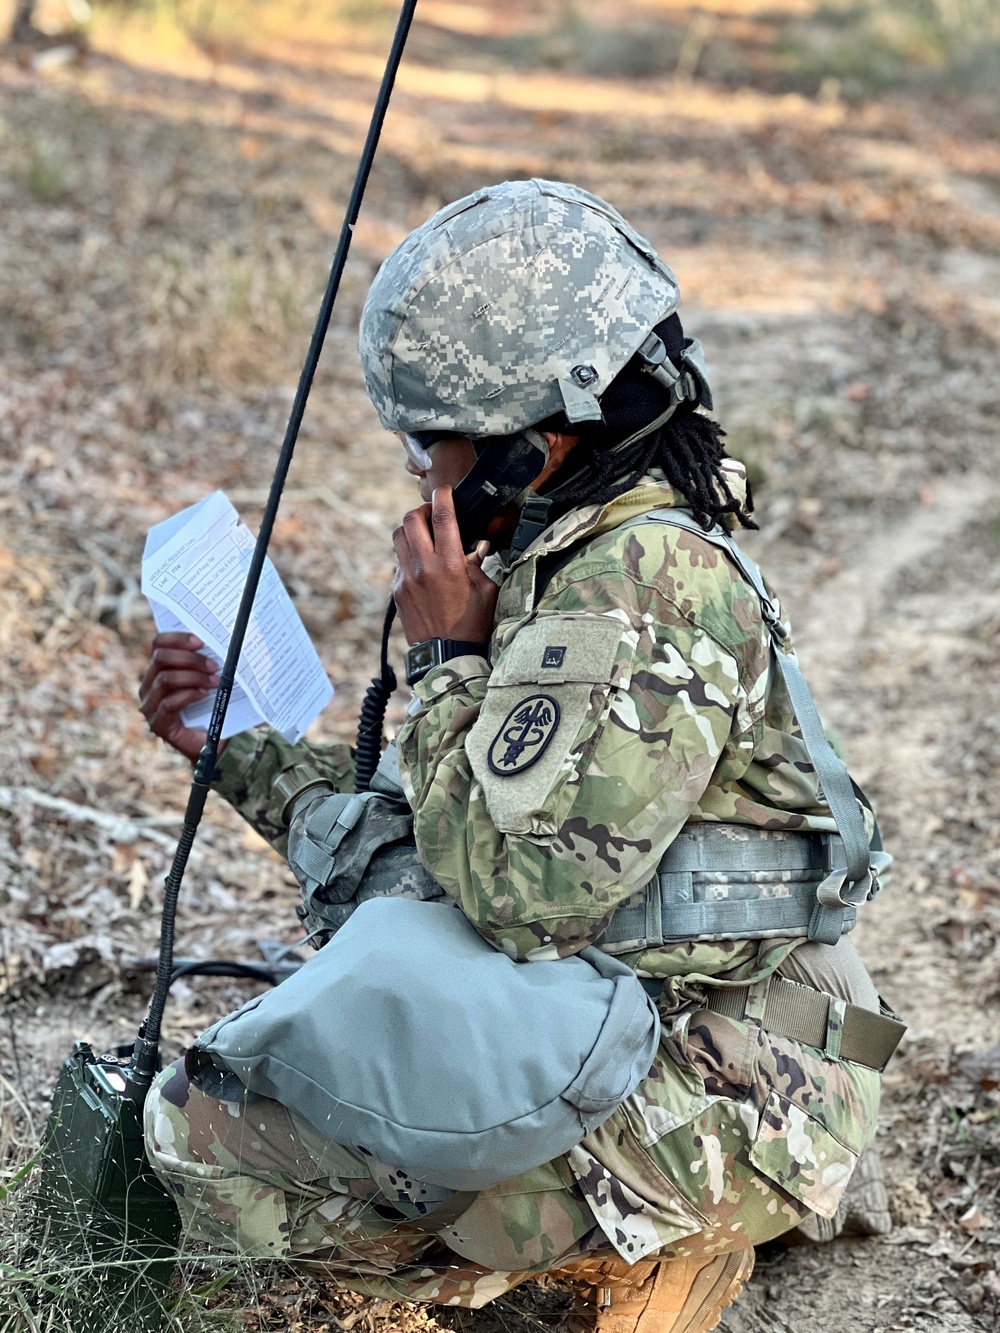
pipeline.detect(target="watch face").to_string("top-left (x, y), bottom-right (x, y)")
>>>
top-left (407, 640), bottom-right (439, 679)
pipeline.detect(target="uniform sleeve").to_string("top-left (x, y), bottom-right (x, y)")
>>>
top-left (212, 727), bottom-right (355, 857)
top-left (395, 571), bottom-right (744, 960)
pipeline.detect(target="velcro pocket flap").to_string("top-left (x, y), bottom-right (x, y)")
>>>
top-left (748, 1090), bottom-right (859, 1220)
top-left (489, 615), bottom-right (626, 688)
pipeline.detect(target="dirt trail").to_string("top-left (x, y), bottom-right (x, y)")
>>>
top-left (2, 2), bottom-right (999, 1328)
top-left (721, 473), bottom-right (1000, 1331)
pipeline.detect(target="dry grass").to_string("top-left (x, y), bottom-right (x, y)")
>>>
top-left (2, 0), bottom-right (1000, 1327)
top-left (775, 0), bottom-right (1000, 95)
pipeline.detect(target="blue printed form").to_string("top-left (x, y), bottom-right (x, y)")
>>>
top-left (142, 491), bottom-right (333, 742)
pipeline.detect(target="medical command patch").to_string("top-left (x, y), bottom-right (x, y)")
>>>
top-left (487, 695), bottom-right (561, 776)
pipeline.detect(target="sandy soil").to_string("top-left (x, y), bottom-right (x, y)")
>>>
top-left (1, 2), bottom-right (999, 1328)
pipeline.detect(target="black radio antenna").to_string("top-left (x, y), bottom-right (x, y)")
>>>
top-left (131, 0), bottom-right (418, 1087)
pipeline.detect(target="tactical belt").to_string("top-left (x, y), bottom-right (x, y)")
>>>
top-left (601, 824), bottom-right (855, 950)
top-left (704, 975), bottom-right (906, 1072)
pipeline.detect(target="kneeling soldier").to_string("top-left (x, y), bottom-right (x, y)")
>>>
top-left (139, 179), bottom-right (902, 1333)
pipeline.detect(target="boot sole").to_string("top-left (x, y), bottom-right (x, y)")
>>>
top-left (674, 1247), bottom-right (755, 1333)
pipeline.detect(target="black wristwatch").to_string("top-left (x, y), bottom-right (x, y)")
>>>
top-left (405, 638), bottom-right (489, 686)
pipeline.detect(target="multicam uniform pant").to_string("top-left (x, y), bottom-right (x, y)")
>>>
top-left (143, 981), bottom-right (879, 1308)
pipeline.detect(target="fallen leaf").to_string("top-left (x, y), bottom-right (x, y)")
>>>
top-left (128, 856), bottom-right (149, 910)
top-left (111, 842), bottom-right (134, 875)
top-left (959, 1205), bottom-right (990, 1234)
top-left (29, 747), bottom-right (60, 779)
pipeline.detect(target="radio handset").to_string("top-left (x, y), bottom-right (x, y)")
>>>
top-left (450, 429), bottom-right (549, 551)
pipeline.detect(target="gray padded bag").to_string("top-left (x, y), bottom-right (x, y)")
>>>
top-left (194, 896), bottom-right (660, 1190)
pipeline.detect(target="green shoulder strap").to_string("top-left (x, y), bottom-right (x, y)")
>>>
top-left (639, 509), bottom-right (885, 943)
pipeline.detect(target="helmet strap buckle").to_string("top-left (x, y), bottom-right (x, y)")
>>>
top-left (637, 329), bottom-right (693, 405)
top-left (635, 332), bottom-right (684, 400)
top-left (510, 494), bottom-right (554, 558)
top-left (635, 331), bottom-right (713, 412)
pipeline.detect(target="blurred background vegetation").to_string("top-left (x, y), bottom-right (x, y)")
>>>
top-left (8, 0), bottom-right (1000, 97)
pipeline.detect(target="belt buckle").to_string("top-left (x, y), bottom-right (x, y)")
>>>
top-left (816, 866), bottom-right (873, 909)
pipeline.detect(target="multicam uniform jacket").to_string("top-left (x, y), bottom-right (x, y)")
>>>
top-left (189, 462), bottom-right (880, 1292)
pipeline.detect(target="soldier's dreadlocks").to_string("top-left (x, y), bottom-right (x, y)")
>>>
top-left (546, 406), bottom-right (756, 533)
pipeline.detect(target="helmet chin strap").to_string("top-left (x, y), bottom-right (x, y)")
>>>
top-left (451, 331), bottom-right (713, 558)
top-left (451, 428), bottom-right (550, 551)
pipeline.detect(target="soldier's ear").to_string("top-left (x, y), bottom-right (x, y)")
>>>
top-left (533, 433), bottom-right (582, 490)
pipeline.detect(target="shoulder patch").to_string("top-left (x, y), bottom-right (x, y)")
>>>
top-left (487, 695), bottom-right (561, 776)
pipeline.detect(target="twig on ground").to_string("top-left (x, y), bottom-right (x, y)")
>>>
top-left (0, 786), bottom-right (198, 860)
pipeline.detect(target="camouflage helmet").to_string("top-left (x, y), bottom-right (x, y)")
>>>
top-left (358, 178), bottom-right (683, 439)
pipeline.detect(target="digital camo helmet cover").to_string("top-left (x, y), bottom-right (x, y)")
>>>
top-left (358, 178), bottom-right (681, 439)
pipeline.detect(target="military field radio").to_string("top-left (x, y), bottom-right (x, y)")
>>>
top-left (32, 3), bottom-right (418, 1326)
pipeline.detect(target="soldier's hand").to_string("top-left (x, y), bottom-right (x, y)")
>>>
top-left (139, 632), bottom-right (223, 763)
top-left (392, 486), bottom-right (499, 647)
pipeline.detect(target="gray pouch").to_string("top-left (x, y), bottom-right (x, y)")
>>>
top-left (286, 744), bottom-right (444, 945)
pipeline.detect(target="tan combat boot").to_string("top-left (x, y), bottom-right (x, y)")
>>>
top-left (551, 1248), bottom-right (754, 1333)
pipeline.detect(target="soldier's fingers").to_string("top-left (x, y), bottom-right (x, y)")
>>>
top-left (149, 647), bottom-right (217, 673)
top-left (430, 487), bottom-right (464, 564)
top-left (466, 539), bottom-right (490, 571)
top-left (148, 687), bottom-right (212, 723)
top-left (391, 521), bottom-right (413, 565)
top-left (400, 504), bottom-right (435, 560)
top-left (149, 631), bottom-right (204, 657)
top-left (142, 637), bottom-right (210, 689)
top-left (140, 652), bottom-right (217, 696)
top-left (140, 669), bottom-right (218, 713)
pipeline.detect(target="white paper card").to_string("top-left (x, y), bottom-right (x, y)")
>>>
top-left (142, 491), bottom-right (333, 742)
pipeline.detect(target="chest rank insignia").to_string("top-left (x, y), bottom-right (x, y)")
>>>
top-left (541, 645), bottom-right (566, 668)
top-left (488, 694), bottom-right (561, 776)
